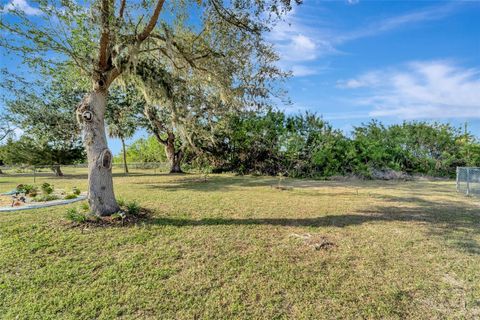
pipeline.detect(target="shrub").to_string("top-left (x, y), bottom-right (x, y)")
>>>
top-left (126, 200), bottom-right (140, 215)
top-left (64, 194), bottom-right (78, 200)
top-left (72, 187), bottom-right (81, 195)
top-left (65, 208), bottom-right (87, 223)
top-left (34, 194), bottom-right (59, 202)
top-left (16, 184), bottom-right (38, 196)
top-left (41, 183), bottom-right (54, 195)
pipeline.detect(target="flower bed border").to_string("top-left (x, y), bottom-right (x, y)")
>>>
top-left (0, 195), bottom-right (87, 212)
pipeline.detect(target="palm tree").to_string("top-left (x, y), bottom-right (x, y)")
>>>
top-left (106, 88), bottom-right (141, 174)
top-left (108, 121), bottom-right (134, 174)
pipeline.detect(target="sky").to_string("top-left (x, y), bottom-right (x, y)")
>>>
top-left (1, 0), bottom-right (480, 155)
top-left (272, 0), bottom-right (480, 135)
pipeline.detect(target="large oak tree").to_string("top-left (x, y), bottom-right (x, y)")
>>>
top-left (0, 0), bottom-right (299, 215)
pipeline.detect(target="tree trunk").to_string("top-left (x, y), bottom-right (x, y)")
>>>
top-left (121, 138), bottom-right (129, 174)
top-left (78, 89), bottom-right (119, 216)
top-left (52, 165), bottom-right (64, 176)
top-left (165, 132), bottom-right (183, 173)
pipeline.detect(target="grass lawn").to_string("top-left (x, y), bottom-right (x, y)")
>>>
top-left (0, 171), bottom-right (479, 319)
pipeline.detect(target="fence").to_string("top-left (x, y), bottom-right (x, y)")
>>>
top-left (456, 167), bottom-right (480, 196)
top-left (0, 162), bottom-right (171, 184)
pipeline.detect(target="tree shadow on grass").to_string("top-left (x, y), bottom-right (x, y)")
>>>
top-left (142, 175), bottom-right (279, 192)
top-left (142, 195), bottom-right (480, 255)
top-left (140, 175), bottom-right (456, 196)
top-left (2, 172), bottom-right (178, 181)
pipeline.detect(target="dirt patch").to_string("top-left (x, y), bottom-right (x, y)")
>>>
top-left (0, 195), bottom-right (14, 207)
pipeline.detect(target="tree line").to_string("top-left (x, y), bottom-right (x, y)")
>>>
top-left (115, 109), bottom-right (480, 179)
top-left (1, 76), bottom-right (478, 180)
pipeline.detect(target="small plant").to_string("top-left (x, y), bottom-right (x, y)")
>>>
top-left (16, 184), bottom-right (38, 196)
top-left (65, 208), bottom-right (87, 223)
top-left (111, 211), bottom-right (127, 221)
top-left (72, 187), bottom-right (81, 195)
top-left (41, 183), bottom-right (54, 195)
top-left (80, 202), bottom-right (89, 212)
top-left (116, 198), bottom-right (126, 207)
top-left (64, 194), bottom-right (78, 200)
top-left (126, 200), bottom-right (140, 215)
top-left (34, 194), bottom-right (59, 202)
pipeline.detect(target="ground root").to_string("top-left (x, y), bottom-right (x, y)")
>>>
top-left (290, 233), bottom-right (336, 251)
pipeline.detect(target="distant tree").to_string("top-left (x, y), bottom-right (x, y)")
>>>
top-left (4, 82), bottom-right (85, 175)
top-left (0, 136), bottom-right (85, 175)
top-left (106, 87), bottom-right (143, 173)
top-left (114, 136), bottom-right (166, 164)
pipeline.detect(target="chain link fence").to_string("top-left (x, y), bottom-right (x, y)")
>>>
top-left (0, 162), bottom-right (171, 184)
top-left (456, 167), bottom-right (480, 196)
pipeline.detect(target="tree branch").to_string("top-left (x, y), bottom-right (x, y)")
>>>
top-left (118, 0), bottom-right (126, 19)
top-left (137, 0), bottom-right (166, 42)
top-left (98, 0), bottom-right (112, 71)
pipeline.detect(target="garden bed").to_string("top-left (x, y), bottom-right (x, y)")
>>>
top-left (0, 195), bottom-right (87, 212)
top-left (0, 183), bottom-right (86, 212)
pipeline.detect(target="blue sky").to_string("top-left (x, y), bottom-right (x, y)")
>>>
top-left (1, 0), bottom-right (479, 155)
top-left (272, 0), bottom-right (480, 137)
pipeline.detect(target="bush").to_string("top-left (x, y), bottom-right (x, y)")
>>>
top-left (41, 183), bottom-right (54, 195)
top-left (16, 184), bottom-right (38, 196)
top-left (64, 194), bottom-right (78, 200)
top-left (72, 187), bottom-right (81, 195)
top-left (65, 208), bottom-right (87, 223)
top-left (34, 194), bottom-right (59, 202)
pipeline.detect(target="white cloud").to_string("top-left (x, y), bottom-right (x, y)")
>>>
top-left (1, 0), bottom-right (41, 15)
top-left (268, 6), bottom-right (338, 77)
top-left (268, 2), bottom-right (462, 77)
top-left (339, 61), bottom-right (480, 119)
top-left (276, 34), bottom-right (318, 62)
top-left (291, 65), bottom-right (317, 77)
top-left (336, 71), bottom-right (382, 88)
top-left (346, 0), bottom-right (359, 5)
top-left (338, 3), bottom-right (459, 43)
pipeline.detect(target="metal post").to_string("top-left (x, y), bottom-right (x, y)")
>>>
top-left (33, 166), bottom-right (36, 183)
top-left (466, 167), bottom-right (470, 196)
top-left (456, 167), bottom-right (459, 192)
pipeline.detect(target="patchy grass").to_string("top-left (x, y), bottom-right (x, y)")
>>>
top-left (0, 172), bottom-right (479, 319)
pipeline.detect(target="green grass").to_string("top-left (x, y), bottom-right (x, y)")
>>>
top-left (0, 171), bottom-right (479, 319)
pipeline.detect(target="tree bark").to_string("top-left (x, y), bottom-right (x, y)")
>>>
top-left (52, 165), bottom-right (64, 176)
top-left (165, 132), bottom-right (183, 173)
top-left (78, 89), bottom-right (119, 216)
top-left (121, 137), bottom-right (129, 174)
